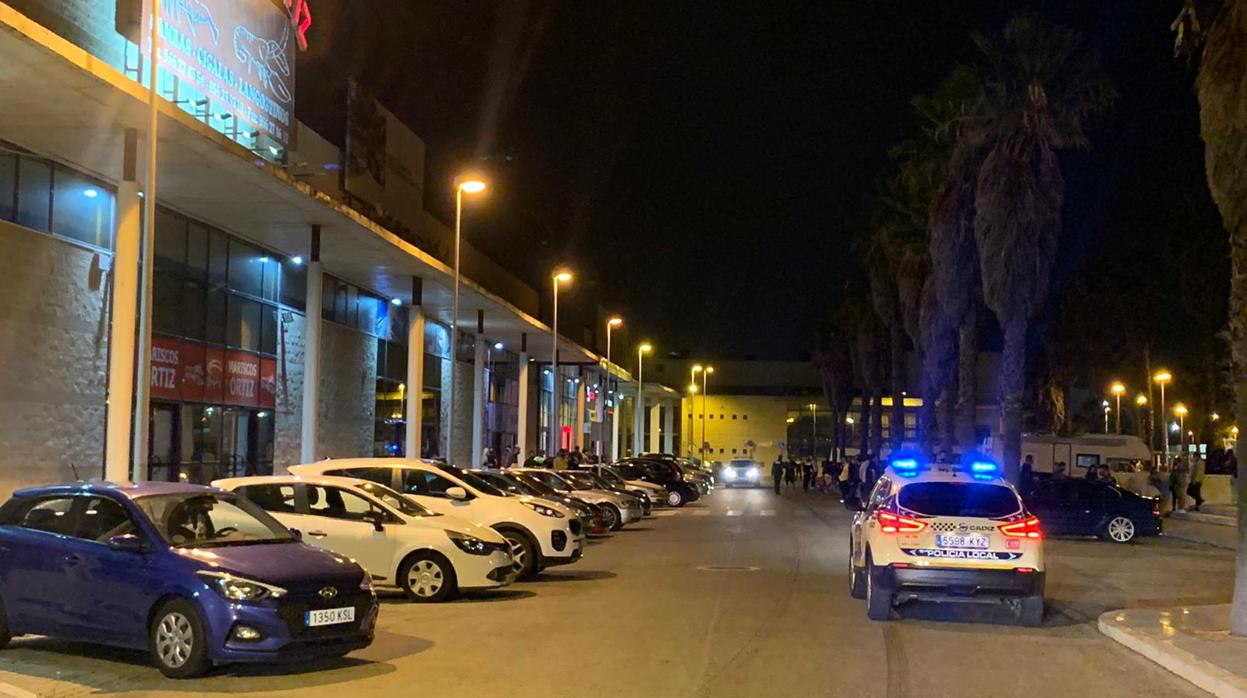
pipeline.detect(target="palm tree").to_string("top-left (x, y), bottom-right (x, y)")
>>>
top-left (1173, 0), bottom-right (1247, 636)
top-left (963, 14), bottom-right (1115, 480)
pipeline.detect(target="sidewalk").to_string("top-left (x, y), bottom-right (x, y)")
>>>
top-left (1100, 605), bottom-right (1247, 698)
top-left (1166, 505), bottom-right (1239, 550)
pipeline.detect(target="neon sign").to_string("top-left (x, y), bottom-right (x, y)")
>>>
top-left (283, 0), bottom-right (312, 50)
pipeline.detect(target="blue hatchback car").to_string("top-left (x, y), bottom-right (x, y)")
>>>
top-left (0, 482), bottom-right (378, 677)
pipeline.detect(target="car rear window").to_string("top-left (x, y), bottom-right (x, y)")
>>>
top-left (897, 483), bottom-right (1021, 518)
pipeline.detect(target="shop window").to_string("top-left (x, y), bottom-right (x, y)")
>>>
top-left (743, 415), bottom-right (749, 421)
top-left (208, 229), bottom-right (229, 286)
top-left (280, 256), bottom-right (305, 309)
top-left (423, 352), bottom-right (443, 390)
top-left (181, 280), bottom-right (206, 341)
top-left (154, 207), bottom-right (187, 273)
top-left (153, 272), bottom-right (182, 336)
top-left (228, 239), bottom-right (264, 298)
top-left (186, 222), bottom-right (209, 278)
top-left (732, 414), bottom-right (738, 420)
top-left (260, 257), bottom-right (279, 302)
top-left (358, 293), bottom-right (379, 334)
top-left (0, 154), bottom-right (14, 220)
top-left (16, 158), bottom-right (51, 232)
top-left (260, 305), bottom-right (278, 355)
top-left (52, 169), bottom-right (114, 249)
top-left (205, 289), bottom-right (227, 345)
top-left (227, 295), bottom-right (263, 352)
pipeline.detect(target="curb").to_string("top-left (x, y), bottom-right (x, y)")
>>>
top-left (1098, 610), bottom-right (1247, 698)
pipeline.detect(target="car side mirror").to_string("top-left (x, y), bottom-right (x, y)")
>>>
top-left (107, 533), bottom-right (146, 553)
top-left (360, 511), bottom-right (386, 532)
top-left (445, 486), bottom-right (469, 501)
top-left (288, 528), bottom-right (304, 541)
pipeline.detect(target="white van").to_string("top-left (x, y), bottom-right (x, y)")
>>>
top-left (995, 433), bottom-right (1152, 477)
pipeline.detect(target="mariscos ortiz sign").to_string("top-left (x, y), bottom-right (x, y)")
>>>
top-left (150, 335), bottom-right (276, 409)
top-left (145, 0), bottom-right (311, 148)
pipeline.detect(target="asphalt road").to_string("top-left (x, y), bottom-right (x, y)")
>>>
top-left (0, 485), bottom-right (1232, 697)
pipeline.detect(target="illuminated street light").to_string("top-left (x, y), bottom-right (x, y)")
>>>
top-left (549, 270), bottom-right (574, 453)
top-left (1109, 382), bottom-right (1125, 433)
top-left (634, 343), bottom-right (653, 455)
top-left (1136, 394), bottom-right (1148, 406)
top-left (1154, 370), bottom-right (1173, 458)
top-left (1174, 403), bottom-right (1188, 458)
top-left (447, 174), bottom-right (489, 459)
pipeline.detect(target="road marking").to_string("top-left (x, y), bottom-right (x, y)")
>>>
top-left (726, 509), bottom-right (741, 516)
top-left (758, 509), bottom-right (774, 516)
top-left (883, 625), bottom-right (910, 698)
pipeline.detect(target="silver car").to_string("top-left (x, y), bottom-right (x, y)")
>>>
top-left (512, 468), bottom-right (643, 531)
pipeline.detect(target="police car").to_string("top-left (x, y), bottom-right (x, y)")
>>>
top-left (847, 452), bottom-right (1044, 626)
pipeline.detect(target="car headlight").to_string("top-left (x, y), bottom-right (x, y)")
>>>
top-left (446, 530), bottom-right (492, 555)
top-left (722, 469), bottom-right (736, 480)
top-left (748, 467), bottom-right (760, 479)
top-left (196, 571), bottom-right (286, 602)
top-left (522, 501), bottom-right (566, 518)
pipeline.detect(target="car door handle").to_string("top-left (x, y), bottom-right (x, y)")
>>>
top-left (307, 530), bottom-right (328, 538)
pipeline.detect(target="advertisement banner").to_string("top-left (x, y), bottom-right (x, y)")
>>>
top-left (147, 0), bottom-right (299, 147)
top-left (259, 357), bottom-right (277, 409)
top-left (224, 351), bottom-right (261, 407)
top-left (149, 335), bottom-right (183, 401)
top-left (150, 337), bottom-right (270, 409)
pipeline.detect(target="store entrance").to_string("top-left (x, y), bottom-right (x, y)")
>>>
top-left (148, 402), bottom-right (274, 484)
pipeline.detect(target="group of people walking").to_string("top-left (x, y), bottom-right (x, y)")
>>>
top-left (770, 454), bottom-right (882, 502)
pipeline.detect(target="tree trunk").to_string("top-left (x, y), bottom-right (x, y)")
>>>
top-left (955, 308), bottom-right (978, 451)
top-left (938, 384), bottom-right (956, 456)
top-left (859, 392), bottom-right (871, 456)
top-left (1000, 315), bottom-right (1027, 483)
top-left (890, 323), bottom-right (906, 450)
top-left (918, 348), bottom-right (938, 457)
top-left (1143, 343), bottom-right (1155, 450)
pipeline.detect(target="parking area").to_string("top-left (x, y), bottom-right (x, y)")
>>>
top-left (0, 486), bottom-right (1231, 697)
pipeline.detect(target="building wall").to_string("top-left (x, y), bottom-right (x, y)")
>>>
top-left (315, 321), bottom-right (377, 460)
top-left (273, 312), bottom-right (306, 471)
top-left (0, 220), bottom-right (109, 495)
top-left (6, 0), bottom-right (128, 69)
top-left (683, 395), bottom-right (792, 465)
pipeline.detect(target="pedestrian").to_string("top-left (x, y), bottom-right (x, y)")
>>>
top-left (1170, 457), bottom-right (1189, 512)
top-left (552, 449), bottom-right (570, 471)
top-left (783, 458), bottom-right (797, 489)
top-left (1095, 464), bottom-right (1114, 486)
top-left (1230, 450), bottom-right (1239, 506)
top-left (801, 458), bottom-right (813, 492)
top-left (1020, 455), bottom-right (1034, 495)
top-left (771, 455), bottom-right (784, 495)
top-left (1052, 461), bottom-right (1068, 480)
top-left (1189, 456), bottom-right (1206, 511)
top-left (522, 449), bottom-right (544, 468)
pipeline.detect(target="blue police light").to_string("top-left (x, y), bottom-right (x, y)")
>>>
top-left (970, 461), bottom-right (998, 474)
top-left (960, 451), bottom-right (1001, 477)
top-left (892, 459), bottom-right (919, 470)
top-left (888, 449), bottom-right (926, 476)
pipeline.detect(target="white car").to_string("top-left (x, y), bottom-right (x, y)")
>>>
top-left (848, 453), bottom-right (1045, 626)
top-left (289, 459), bottom-right (585, 580)
top-left (214, 475), bottom-right (516, 602)
top-left (510, 468), bottom-right (643, 531)
top-left (587, 465), bottom-right (667, 509)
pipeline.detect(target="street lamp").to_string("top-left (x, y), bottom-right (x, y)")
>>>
top-left (446, 175), bottom-right (487, 460)
top-left (687, 383), bottom-right (699, 456)
top-left (1174, 403), bottom-right (1188, 458)
top-left (1110, 382), bottom-right (1125, 433)
top-left (1154, 370), bottom-right (1172, 459)
top-left (691, 365), bottom-right (704, 459)
top-left (809, 403), bottom-right (819, 459)
top-left (549, 270), bottom-right (573, 454)
top-left (634, 343), bottom-right (653, 455)
top-left (1102, 400), bottom-right (1111, 434)
top-left (700, 366), bottom-right (715, 462)
top-left (605, 316), bottom-right (623, 372)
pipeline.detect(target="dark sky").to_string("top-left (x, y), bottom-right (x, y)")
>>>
top-left (299, 1), bottom-right (1223, 365)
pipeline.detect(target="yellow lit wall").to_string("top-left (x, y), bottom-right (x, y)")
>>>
top-left (681, 395), bottom-right (793, 465)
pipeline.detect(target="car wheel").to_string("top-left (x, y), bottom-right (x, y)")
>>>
top-left (865, 554), bottom-right (892, 621)
top-left (149, 599), bottom-right (211, 679)
top-left (1104, 516), bottom-right (1136, 543)
top-left (1018, 594), bottom-right (1045, 627)
top-left (601, 504), bottom-right (622, 531)
top-left (400, 552), bottom-right (457, 603)
top-left (498, 528), bottom-right (538, 580)
top-left (849, 543), bottom-right (867, 599)
top-left (667, 489), bottom-right (685, 507)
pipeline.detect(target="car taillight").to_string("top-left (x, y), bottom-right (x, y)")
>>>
top-left (998, 516), bottom-right (1042, 539)
top-left (875, 510), bottom-right (927, 534)
top-left (1152, 503), bottom-right (1160, 517)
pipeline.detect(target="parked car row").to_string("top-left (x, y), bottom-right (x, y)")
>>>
top-left (0, 456), bottom-right (712, 678)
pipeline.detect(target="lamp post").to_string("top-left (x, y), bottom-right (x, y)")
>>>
top-left (634, 343), bottom-right (653, 455)
top-left (691, 365), bottom-right (703, 458)
top-left (701, 366), bottom-right (714, 462)
top-left (809, 403), bottom-right (818, 459)
top-left (1136, 394), bottom-right (1149, 441)
top-left (1154, 371), bottom-right (1172, 459)
top-left (549, 270), bottom-right (573, 454)
top-left (687, 383), bottom-right (699, 456)
top-left (605, 316), bottom-right (623, 459)
top-left (446, 176), bottom-right (487, 460)
top-left (1102, 400), bottom-right (1111, 433)
top-left (606, 317), bottom-right (623, 374)
top-left (1175, 403), bottom-right (1188, 459)
top-left (1110, 381), bottom-right (1125, 433)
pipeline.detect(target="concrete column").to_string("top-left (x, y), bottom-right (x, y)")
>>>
top-left (593, 375), bottom-right (605, 456)
top-left (471, 334), bottom-right (486, 466)
top-left (648, 402), bottom-right (662, 454)
top-left (633, 395), bottom-right (645, 456)
top-left (404, 280), bottom-right (425, 459)
top-left (105, 129), bottom-right (141, 482)
top-left (574, 369), bottom-right (586, 449)
top-left (610, 393), bottom-right (621, 461)
top-left (299, 226), bottom-right (323, 464)
top-left (662, 399), bottom-right (674, 454)
top-left (517, 350), bottom-right (530, 459)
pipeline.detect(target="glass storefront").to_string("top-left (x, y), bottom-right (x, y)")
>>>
top-left (372, 319), bottom-right (451, 459)
top-left (485, 345), bottom-right (519, 460)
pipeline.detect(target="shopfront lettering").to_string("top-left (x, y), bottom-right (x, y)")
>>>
top-left (284, 0), bottom-right (312, 50)
top-left (150, 337), bottom-right (272, 409)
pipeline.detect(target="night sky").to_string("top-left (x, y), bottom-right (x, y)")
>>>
top-left (299, 1), bottom-right (1225, 367)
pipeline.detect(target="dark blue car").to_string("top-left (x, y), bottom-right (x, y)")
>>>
top-left (1022, 478), bottom-right (1162, 543)
top-left (0, 482), bottom-right (377, 677)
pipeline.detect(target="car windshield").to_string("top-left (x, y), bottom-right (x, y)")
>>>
top-left (562, 472), bottom-right (599, 490)
top-left (515, 473), bottom-right (559, 496)
top-left (437, 464), bottom-right (506, 496)
top-left (597, 468), bottom-right (627, 487)
top-left (474, 471), bottom-right (526, 496)
top-left (135, 493), bottom-right (295, 548)
top-left (356, 482), bottom-right (435, 516)
top-left (730, 460), bottom-right (754, 468)
top-left (897, 483), bottom-right (1022, 518)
